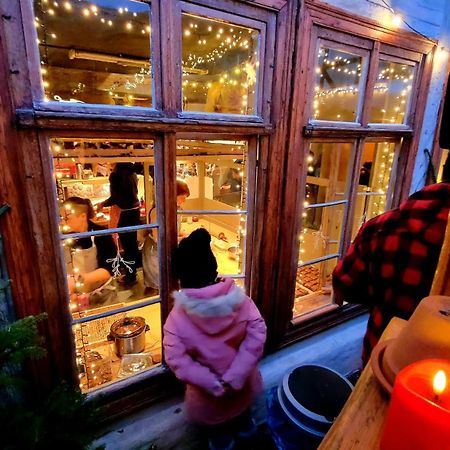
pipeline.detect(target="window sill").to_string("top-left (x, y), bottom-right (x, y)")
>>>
top-left (280, 303), bottom-right (368, 350)
top-left (303, 124), bottom-right (413, 139)
top-left (16, 108), bottom-right (272, 134)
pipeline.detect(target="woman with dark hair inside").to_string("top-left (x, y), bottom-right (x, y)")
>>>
top-left (98, 162), bottom-right (140, 286)
top-left (60, 197), bottom-right (117, 308)
top-left (140, 179), bottom-right (191, 295)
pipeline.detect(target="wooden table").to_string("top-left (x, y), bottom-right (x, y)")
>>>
top-left (318, 317), bottom-right (406, 450)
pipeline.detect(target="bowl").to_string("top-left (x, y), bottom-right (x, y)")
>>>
top-left (371, 295), bottom-right (450, 395)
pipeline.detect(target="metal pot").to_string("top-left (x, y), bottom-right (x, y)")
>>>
top-left (107, 316), bottom-right (149, 357)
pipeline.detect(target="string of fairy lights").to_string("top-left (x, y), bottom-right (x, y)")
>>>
top-left (34, 0), bottom-right (259, 114)
top-left (313, 47), bottom-right (414, 123)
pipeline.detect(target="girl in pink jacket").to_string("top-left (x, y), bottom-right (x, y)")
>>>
top-left (163, 228), bottom-right (267, 450)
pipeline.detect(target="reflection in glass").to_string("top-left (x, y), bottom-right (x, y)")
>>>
top-left (181, 13), bottom-right (259, 115)
top-left (352, 142), bottom-right (396, 237)
top-left (53, 138), bottom-right (159, 315)
top-left (34, 0), bottom-right (152, 106)
top-left (74, 302), bottom-right (161, 392)
top-left (313, 45), bottom-right (364, 121)
top-left (293, 258), bottom-right (337, 318)
top-left (177, 140), bottom-right (248, 276)
top-left (370, 60), bottom-right (414, 124)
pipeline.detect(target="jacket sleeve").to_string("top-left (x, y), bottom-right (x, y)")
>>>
top-left (163, 314), bottom-right (225, 397)
top-left (332, 227), bottom-right (371, 306)
top-left (221, 299), bottom-right (267, 390)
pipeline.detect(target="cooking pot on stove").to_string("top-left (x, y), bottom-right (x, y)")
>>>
top-left (107, 316), bottom-right (149, 357)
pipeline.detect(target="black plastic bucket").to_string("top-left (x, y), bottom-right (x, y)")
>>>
top-left (274, 365), bottom-right (353, 449)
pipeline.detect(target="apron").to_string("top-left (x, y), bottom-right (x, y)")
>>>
top-left (66, 238), bottom-right (116, 309)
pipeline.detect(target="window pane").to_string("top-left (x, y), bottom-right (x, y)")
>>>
top-left (34, 1), bottom-right (153, 107)
top-left (352, 142), bottom-right (396, 237)
top-left (74, 302), bottom-right (161, 392)
top-left (296, 142), bottom-right (353, 317)
top-left (176, 139), bottom-right (249, 276)
top-left (313, 45), bottom-right (365, 122)
top-left (299, 203), bottom-right (343, 264)
top-left (179, 214), bottom-right (246, 276)
top-left (293, 258), bottom-right (337, 318)
top-left (52, 138), bottom-right (160, 314)
top-left (181, 13), bottom-right (260, 115)
top-left (370, 60), bottom-right (415, 124)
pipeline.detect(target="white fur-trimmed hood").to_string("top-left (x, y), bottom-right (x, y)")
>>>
top-left (173, 284), bottom-right (246, 317)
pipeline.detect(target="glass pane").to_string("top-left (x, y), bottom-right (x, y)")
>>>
top-left (180, 216), bottom-right (246, 276)
top-left (293, 258), bottom-right (337, 318)
top-left (370, 60), bottom-right (415, 124)
top-left (181, 13), bottom-right (260, 115)
top-left (313, 45), bottom-right (365, 122)
top-left (74, 302), bottom-right (161, 392)
top-left (176, 139), bottom-right (249, 276)
top-left (34, 1), bottom-right (153, 106)
top-left (52, 138), bottom-right (160, 314)
top-left (352, 142), bottom-right (396, 237)
top-left (177, 140), bottom-right (248, 210)
top-left (299, 203), bottom-right (343, 264)
top-left (305, 142), bottom-right (353, 204)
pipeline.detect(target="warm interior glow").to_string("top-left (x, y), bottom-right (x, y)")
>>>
top-left (433, 370), bottom-right (447, 395)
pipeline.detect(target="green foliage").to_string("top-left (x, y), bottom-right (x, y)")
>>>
top-left (0, 314), bottom-right (105, 450)
top-left (0, 314), bottom-right (47, 388)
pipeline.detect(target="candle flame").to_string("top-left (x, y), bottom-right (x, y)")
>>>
top-left (433, 370), bottom-right (447, 395)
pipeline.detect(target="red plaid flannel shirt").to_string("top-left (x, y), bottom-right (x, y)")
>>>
top-left (333, 183), bottom-right (450, 364)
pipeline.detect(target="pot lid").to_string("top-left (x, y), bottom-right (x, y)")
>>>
top-left (110, 317), bottom-right (146, 338)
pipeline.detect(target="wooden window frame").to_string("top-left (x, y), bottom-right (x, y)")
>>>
top-left (21, 0), bottom-right (164, 118)
top-left (177, 2), bottom-right (271, 122)
top-left (272, 0), bottom-right (436, 347)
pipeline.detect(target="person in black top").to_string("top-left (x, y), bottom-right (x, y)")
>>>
top-left (99, 163), bottom-right (141, 285)
top-left (60, 197), bottom-right (116, 301)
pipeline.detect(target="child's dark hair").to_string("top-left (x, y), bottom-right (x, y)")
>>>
top-left (173, 228), bottom-right (218, 289)
top-left (63, 196), bottom-right (95, 220)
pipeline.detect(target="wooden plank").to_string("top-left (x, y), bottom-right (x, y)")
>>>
top-left (184, 0), bottom-right (272, 21)
top-left (258, 0), bottom-right (302, 348)
top-left (361, 41), bottom-right (381, 126)
top-left (239, 0), bottom-right (287, 10)
top-left (1, 0), bottom-right (34, 108)
top-left (0, 27), bottom-right (75, 392)
top-left (430, 212), bottom-right (450, 296)
top-left (155, 133), bottom-right (178, 328)
top-left (318, 317), bottom-right (406, 450)
top-left (399, 48), bottom-right (435, 202)
top-left (16, 109), bottom-right (271, 134)
top-left (303, 125), bottom-right (413, 140)
top-left (160, 0), bottom-right (182, 115)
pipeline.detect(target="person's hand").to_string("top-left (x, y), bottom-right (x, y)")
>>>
top-left (96, 202), bottom-right (104, 213)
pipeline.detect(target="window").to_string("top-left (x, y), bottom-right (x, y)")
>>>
top-left (176, 139), bottom-right (251, 281)
top-left (181, 14), bottom-right (260, 115)
top-left (293, 22), bottom-right (425, 321)
top-left (313, 44), bottom-right (367, 122)
top-left (33, 0), bottom-right (154, 108)
top-left (53, 137), bottom-right (162, 391)
top-left (16, 0), bottom-right (274, 396)
top-left (179, 2), bottom-right (268, 119)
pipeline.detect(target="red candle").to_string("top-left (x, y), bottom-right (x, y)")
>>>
top-left (381, 359), bottom-right (450, 450)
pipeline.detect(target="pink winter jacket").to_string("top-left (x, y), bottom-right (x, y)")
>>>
top-left (163, 278), bottom-right (267, 425)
